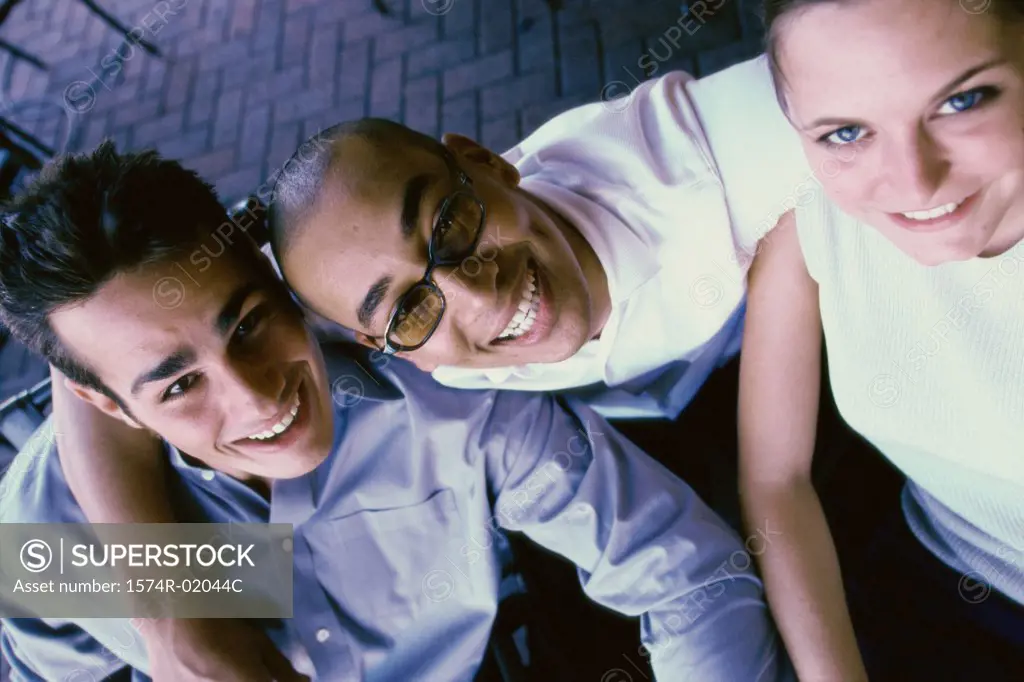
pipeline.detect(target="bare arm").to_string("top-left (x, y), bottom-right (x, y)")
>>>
top-left (50, 365), bottom-right (175, 523)
top-left (737, 212), bottom-right (868, 681)
top-left (51, 365), bottom-right (173, 522)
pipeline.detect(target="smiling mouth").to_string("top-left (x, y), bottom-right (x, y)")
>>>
top-left (890, 191), bottom-right (979, 231)
top-left (495, 263), bottom-right (540, 341)
top-left (246, 394), bottom-right (301, 442)
top-left (899, 201), bottom-right (963, 221)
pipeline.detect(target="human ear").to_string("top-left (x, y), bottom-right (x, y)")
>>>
top-left (441, 133), bottom-right (521, 187)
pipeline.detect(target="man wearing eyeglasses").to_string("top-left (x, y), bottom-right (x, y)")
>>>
top-left (0, 145), bottom-right (794, 681)
top-left (270, 55), bottom-right (809, 420)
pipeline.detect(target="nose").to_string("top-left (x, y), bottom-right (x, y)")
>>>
top-left (432, 258), bottom-right (499, 339)
top-left (881, 128), bottom-right (950, 207)
top-left (215, 358), bottom-right (285, 426)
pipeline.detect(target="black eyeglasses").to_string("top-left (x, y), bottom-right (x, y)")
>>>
top-left (380, 168), bottom-right (486, 355)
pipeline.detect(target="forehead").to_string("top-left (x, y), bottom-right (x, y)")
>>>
top-left (49, 251), bottom-right (263, 391)
top-left (309, 136), bottom-right (446, 219)
top-left (778, 0), bottom-right (1008, 118)
top-left (283, 139), bottom-right (447, 322)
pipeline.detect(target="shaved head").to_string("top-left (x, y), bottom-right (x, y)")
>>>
top-left (268, 118), bottom-right (448, 262)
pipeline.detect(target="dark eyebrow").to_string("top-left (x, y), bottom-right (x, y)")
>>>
top-left (358, 275), bottom-right (392, 329)
top-left (357, 173), bottom-right (432, 329)
top-left (216, 282), bottom-right (260, 335)
top-left (131, 349), bottom-right (197, 396)
top-left (401, 173), bottom-right (431, 240)
top-left (130, 282), bottom-right (259, 397)
top-left (355, 173), bottom-right (438, 331)
top-left (803, 58), bottom-right (1008, 131)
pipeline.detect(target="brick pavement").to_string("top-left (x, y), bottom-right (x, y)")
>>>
top-left (0, 0), bottom-right (765, 205)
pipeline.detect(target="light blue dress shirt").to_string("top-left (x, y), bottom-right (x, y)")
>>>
top-left (0, 344), bottom-right (791, 681)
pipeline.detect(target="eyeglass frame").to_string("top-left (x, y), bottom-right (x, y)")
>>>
top-left (379, 163), bottom-right (487, 356)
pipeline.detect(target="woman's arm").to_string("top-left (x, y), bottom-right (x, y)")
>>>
top-left (50, 365), bottom-right (175, 522)
top-left (737, 211), bottom-right (868, 681)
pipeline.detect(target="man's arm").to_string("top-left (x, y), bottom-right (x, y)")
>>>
top-left (480, 390), bottom-right (792, 681)
top-left (51, 365), bottom-right (176, 524)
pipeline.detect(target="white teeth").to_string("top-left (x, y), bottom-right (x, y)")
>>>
top-left (247, 394), bottom-right (301, 442)
top-left (497, 267), bottom-right (541, 341)
top-left (901, 201), bottom-right (960, 221)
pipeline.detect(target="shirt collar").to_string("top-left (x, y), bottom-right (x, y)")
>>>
top-left (318, 342), bottom-right (406, 404)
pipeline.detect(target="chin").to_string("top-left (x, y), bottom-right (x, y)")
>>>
top-left (266, 449), bottom-right (330, 480)
top-left (909, 251), bottom-right (965, 267)
top-left (280, 457), bottom-right (328, 479)
top-left (554, 331), bottom-right (590, 362)
top-left (890, 238), bottom-right (977, 267)
top-left (874, 216), bottom-right (996, 266)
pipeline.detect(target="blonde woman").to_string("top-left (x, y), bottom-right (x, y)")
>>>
top-left (740, 0), bottom-right (1024, 679)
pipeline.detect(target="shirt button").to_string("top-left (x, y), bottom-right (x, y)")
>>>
top-left (201, 470), bottom-right (215, 481)
top-left (315, 628), bottom-right (331, 643)
top-left (567, 503), bottom-right (591, 521)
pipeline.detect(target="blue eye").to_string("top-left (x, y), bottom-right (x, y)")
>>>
top-left (937, 87), bottom-right (992, 115)
top-left (820, 125), bottom-right (865, 147)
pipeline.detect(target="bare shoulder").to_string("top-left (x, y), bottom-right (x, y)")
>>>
top-left (758, 209), bottom-right (797, 253)
top-left (750, 210), bottom-right (809, 278)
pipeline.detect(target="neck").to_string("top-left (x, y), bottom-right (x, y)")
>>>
top-left (568, 223), bottom-right (612, 339)
top-left (182, 453), bottom-right (272, 500)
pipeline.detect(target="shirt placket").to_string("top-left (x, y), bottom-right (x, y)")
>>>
top-left (289, 529), bottom-right (359, 681)
top-left (271, 475), bottom-right (358, 681)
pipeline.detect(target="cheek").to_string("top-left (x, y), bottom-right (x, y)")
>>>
top-left (414, 323), bottom-right (465, 369)
top-left (482, 186), bottom-right (535, 242)
top-left (947, 119), bottom-right (1024, 183)
top-left (148, 412), bottom-right (220, 456)
top-left (266, 310), bottom-right (317, 354)
top-left (804, 147), bottom-right (870, 212)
